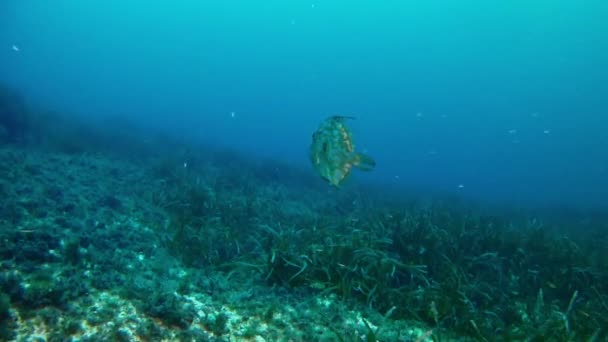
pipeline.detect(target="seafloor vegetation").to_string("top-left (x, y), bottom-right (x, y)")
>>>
top-left (1, 85), bottom-right (607, 341)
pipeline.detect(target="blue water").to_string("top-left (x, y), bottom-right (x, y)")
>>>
top-left (1, 0), bottom-right (607, 209)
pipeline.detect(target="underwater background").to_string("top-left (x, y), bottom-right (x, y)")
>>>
top-left (2, 0), bottom-right (607, 209)
top-left (1, 1), bottom-right (607, 341)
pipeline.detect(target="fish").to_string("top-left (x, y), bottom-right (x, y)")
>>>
top-left (310, 116), bottom-right (375, 187)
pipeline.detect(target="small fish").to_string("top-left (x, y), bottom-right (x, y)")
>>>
top-left (12, 45), bottom-right (20, 52)
top-left (310, 116), bottom-right (375, 187)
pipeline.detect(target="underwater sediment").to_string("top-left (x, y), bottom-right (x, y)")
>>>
top-left (0, 92), bottom-right (607, 341)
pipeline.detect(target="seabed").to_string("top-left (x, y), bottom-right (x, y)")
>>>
top-left (1, 91), bottom-right (607, 341)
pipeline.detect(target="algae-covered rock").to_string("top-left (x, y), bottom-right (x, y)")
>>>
top-left (0, 291), bottom-right (15, 340)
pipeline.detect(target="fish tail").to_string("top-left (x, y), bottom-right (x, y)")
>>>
top-left (352, 153), bottom-right (376, 171)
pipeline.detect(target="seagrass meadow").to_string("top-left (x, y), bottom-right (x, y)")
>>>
top-left (1, 87), bottom-right (607, 341)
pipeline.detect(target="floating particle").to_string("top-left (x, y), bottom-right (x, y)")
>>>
top-left (12, 45), bottom-right (19, 52)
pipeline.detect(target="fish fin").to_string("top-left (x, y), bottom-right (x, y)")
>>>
top-left (329, 115), bottom-right (356, 121)
top-left (352, 153), bottom-right (376, 171)
top-left (331, 167), bottom-right (350, 186)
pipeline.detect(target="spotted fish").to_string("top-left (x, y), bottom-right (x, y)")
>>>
top-left (310, 116), bottom-right (375, 187)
